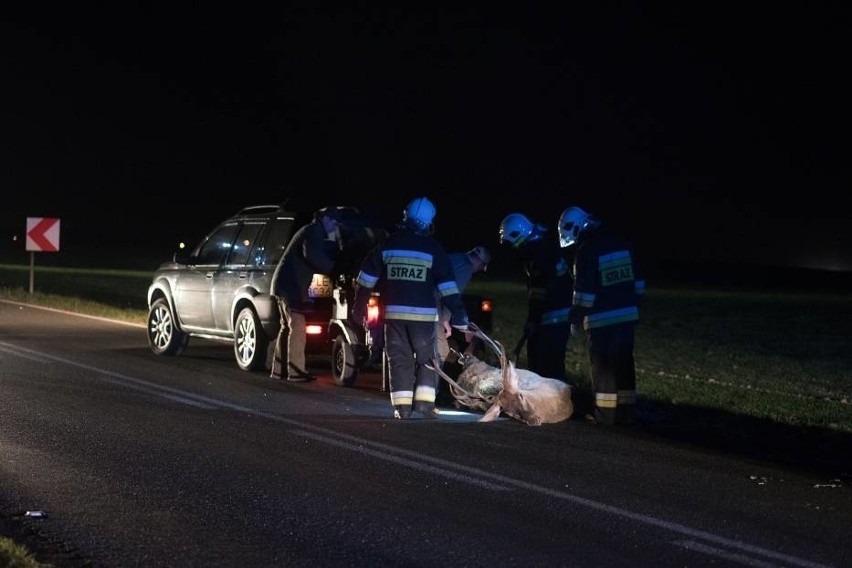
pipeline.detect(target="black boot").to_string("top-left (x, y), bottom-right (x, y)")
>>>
top-left (394, 405), bottom-right (412, 420)
top-left (413, 401), bottom-right (439, 420)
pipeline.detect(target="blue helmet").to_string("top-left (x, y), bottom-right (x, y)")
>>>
top-left (403, 197), bottom-right (436, 231)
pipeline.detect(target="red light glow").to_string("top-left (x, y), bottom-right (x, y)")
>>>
top-left (367, 294), bottom-right (381, 324)
top-left (305, 325), bottom-right (324, 335)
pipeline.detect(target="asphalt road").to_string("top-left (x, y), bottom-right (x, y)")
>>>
top-left (1, 300), bottom-right (850, 567)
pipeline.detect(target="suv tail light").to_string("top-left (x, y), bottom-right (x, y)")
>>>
top-left (306, 324), bottom-right (324, 335)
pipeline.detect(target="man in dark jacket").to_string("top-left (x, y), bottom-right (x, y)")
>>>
top-left (353, 196), bottom-right (469, 420)
top-left (499, 212), bottom-right (573, 381)
top-left (436, 245), bottom-right (490, 363)
top-left (270, 207), bottom-right (340, 381)
top-left (558, 206), bottom-right (646, 425)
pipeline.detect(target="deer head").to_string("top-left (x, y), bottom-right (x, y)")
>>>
top-left (473, 323), bottom-right (570, 426)
top-left (478, 345), bottom-right (542, 423)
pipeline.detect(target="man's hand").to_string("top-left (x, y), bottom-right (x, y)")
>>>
top-left (567, 307), bottom-right (585, 337)
top-left (442, 320), bottom-right (452, 337)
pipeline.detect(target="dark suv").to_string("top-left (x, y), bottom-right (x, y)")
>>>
top-left (146, 205), bottom-right (493, 386)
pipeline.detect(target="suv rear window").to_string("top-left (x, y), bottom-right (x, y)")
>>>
top-left (261, 218), bottom-right (296, 267)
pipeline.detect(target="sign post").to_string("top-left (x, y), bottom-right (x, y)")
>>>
top-left (25, 217), bottom-right (61, 293)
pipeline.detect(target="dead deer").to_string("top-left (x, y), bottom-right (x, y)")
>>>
top-left (428, 323), bottom-right (574, 426)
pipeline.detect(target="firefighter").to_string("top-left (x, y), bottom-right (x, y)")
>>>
top-left (557, 206), bottom-right (646, 425)
top-left (353, 196), bottom-right (469, 420)
top-left (498, 212), bottom-right (573, 381)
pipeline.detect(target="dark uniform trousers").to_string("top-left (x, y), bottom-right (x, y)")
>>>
top-left (588, 322), bottom-right (636, 425)
top-left (385, 319), bottom-right (440, 414)
top-left (528, 322), bottom-right (571, 382)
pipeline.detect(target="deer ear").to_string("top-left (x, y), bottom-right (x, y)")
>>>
top-left (502, 360), bottom-right (519, 393)
top-left (479, 402), bottom-right (502, 422)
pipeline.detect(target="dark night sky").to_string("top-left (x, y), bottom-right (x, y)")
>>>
top-left (2, 3), bottom-right (851, 272)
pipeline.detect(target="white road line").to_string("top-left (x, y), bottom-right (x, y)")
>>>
top-left (0, 299), bottom-right (145, 328)
top-left (290, 429), bottom-right (511, 491)
top-left (674, 539), bottom-right (784, 568)
top-left (1, 342), bottom-right (217, 409)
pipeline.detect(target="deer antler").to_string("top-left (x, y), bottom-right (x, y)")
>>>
top-left (426, 359), bottom-right (499, 409)
top-left (426, 359), bottom-right (467, 393)
top-left (447, 346), bottom-right (470, 367)
top-left (467, 321), bottom-right (504, 359)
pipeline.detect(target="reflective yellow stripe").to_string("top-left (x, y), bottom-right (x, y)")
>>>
top-left (385, 313), bottom-right (439, 322)
top-left (595, 392), bottom-right (617, 408)
top-left (414, 386), bottom-right (436, 402)
top-left (390, 391), bottom-right (414, 405)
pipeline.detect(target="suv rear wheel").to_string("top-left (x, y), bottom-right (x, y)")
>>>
top-left (234, 307), bottom-right (269, 371)
top-left (148, 298), bottom-right (189, 357)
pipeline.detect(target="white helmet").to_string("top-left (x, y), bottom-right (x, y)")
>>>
top-left (403, 196), bottom-right (436, 231)
top-left (558, 206), bottom-right (593, 248)
top-left (499, 213), bottom-right (535, 248)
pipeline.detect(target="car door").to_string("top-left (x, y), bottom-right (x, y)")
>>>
top-left (211, 220), bottom-right (267, 331)
top-left (173, 222), bottom-right (239, 330)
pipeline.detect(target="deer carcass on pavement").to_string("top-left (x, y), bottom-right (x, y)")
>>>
top-left (430, 324), bottom-right (574, 426)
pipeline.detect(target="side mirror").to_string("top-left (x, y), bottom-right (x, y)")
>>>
top-left (173, 249), bottom-right (191, 265)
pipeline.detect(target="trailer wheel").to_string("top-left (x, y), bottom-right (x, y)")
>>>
top-left (332, 335), bottom-right (359, 387)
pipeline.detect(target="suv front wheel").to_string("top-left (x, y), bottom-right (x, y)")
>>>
top-left (234, 307), bottom-right (269, 371)
top-left (148, 298), bottom-right (189, 357)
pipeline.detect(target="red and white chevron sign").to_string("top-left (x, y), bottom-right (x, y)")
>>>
top-left (26, 217), bottom-right (61, 252)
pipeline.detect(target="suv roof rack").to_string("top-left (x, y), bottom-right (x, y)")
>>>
top-left (234, 204), bottom-right (291, 216)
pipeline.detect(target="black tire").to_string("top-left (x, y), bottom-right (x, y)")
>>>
top-left (147, 298), bottom-right (189, 357)
top-left (332, 335), bottom-right (359, 387)
top-left (234, 307), bottom-right (269, 371)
